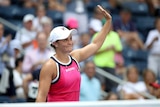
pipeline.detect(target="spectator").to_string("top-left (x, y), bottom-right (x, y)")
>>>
top-left (89, 7), bottom-right (104, 37)
top-left (114, 8), bottom-right (148, 72)
top-left (89, 18), bottom-right (102, 37)
top-left (79, 33), bottom-right (91, 48)
top-left (15, 14), bottom-right (37, 54)
top-left (0, 68), bottom-right (16, 103)
top-left (0, 23), bottom-right (13, 76)
top-left (23, 0), bottom-right (34, 8)
top-left (80, 61), bottom-right (101, 101)
top-left (0, 23), bottom-right (15, 102)
top-left (9, 39), bottom-right (22, 68)
top-left (40, 16), bottom-right (54, 50)
top-left (93, 24), bottom-right (123, 92)
top-left (22, 32), bottom-right (51, 73)
top-left (23, 0), bottom-right (43, 8)
top-left (146, 0), bottom-right (160, 16)
top-left (41, 16), bottom-right (53, 38)
top-left (115, 53), bottom-right (127, 80)
top-left (33, 4), bottom-right (47, 32)
top-left (145, 17), bottom-right (160, 77)
top-left (107, 0), bottom-right (122, 14)
top-left (143, 69), bottom-right (157, 96)
top-left (13, 56), bottom-right (26, 101)
top-left (117, 65), bottom-right (147, 100)
top-left (113, 8), bottom-right (144, 50)
top-left (79, 33), bottom-right (92, 68)
top-left (48, 0), bottom-right (66, 12)
top-left (23, 69), bottom-right (40, 102)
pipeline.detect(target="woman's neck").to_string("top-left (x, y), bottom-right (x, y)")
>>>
top-left (54, 52), bottom-right (70, 63)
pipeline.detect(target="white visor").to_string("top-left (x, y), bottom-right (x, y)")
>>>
top-left (49, 26), bottom-right (77, 43)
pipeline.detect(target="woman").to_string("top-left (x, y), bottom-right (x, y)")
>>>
top-left (36, 5), bottom-right (112, 102)
top-left (143, 69), bottom-right (156, 96)
top-left (117, 65), bottom-right (147, 100)
top-left (145, 17), bottom-right (160, 76)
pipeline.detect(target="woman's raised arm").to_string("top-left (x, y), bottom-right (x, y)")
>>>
top-left (71, 5), bottom-right (112, 62)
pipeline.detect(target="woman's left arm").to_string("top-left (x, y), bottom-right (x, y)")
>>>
top-left (71, 5), bottom-right (112, 62)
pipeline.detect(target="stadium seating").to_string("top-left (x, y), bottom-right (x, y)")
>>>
top-left (0, 96), bottom-right (12, 103)
top-left (5, 19), bottom-right (22, 38)
top-left (134, 16), bottom-right (155, 42)
top-left (0, 5), bottom-right (20, 19)
top-left (122, 47), bottom-right (148, 73)
top-left (0, 5), bottom-right (35, 20)
top-left (46, 10), bottom-right (63, 26)
top-left (14, 7), bottom-right (35, 20)
top-left (121, 2), bottom-right (149, 16)
top-left (134, 16), bottom-right (155, 31)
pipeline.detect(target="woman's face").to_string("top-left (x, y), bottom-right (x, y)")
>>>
top-left (37, 33), bottom-right (48, 50)
top-left (37, 8), bottom-right (46, 18)
top-left (56, 35), bottom-right (73, 53)
top-left (80, 34), bottom-right (90, 47)
top-left (42, 24), bottom-right (52, 35)
top-left (24, 21), bottom-right (33, 30)
top-left (84, 62), bottom-right (96, 79)
top-left (120, 11), bottom-right (131, 23)
top-left (144, 71), bottom-right (156, 84)
top-left (127, 67), bottom-right (139, 83)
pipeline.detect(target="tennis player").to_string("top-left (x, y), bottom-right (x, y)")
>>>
top-left (36, 5), bottom-right (112, 102)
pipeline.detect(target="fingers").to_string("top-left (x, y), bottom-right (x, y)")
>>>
top-left (97, 5), bottom-right (104, 12)
top-left (97, 5), bottom-right (112, 20)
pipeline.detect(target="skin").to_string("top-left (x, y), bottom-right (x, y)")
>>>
top-left (23, 73), bottom-right (33, 96)
top-left (22, 20), bottom-right (34, 49)
top-left (15, 60), bottom-right (23, 89)
top-left (143, 70), bottom-right (156, 95)
top-left (31, 32), bottom-right (48, 71)
top-left (0, 23), bottom-right (4, 39)
top-left (84, 62), bottom-right (96, 80)
top-left (123, 66), bottom-right (144, 99)
top-left (80, 33), bottom-right (91, 47)
top-left (127, 67), bottom-right (139, 83)
top-left (36, 5), bottom-right (112, 102)
top-left (117, 11), bottom-right (144, 50)
top-left (36, 5), bottom-right (46, 18)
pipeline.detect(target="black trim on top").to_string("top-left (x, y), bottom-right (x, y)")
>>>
top-left (71, 56), bottom-right (80, 70)
top-left (50, 56), bottom-right (72, 66)
top-left (49, 55), bottom-right (78, 84)
top-left (50, 57), bottom-right (61, 84)
top-left (51, 64), bottom-right (61, 84)
top-left (50, 56), bottom-right (60, 64)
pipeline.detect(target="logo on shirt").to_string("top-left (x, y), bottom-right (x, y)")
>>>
top-left (65, 67), bottom-right (75, 72)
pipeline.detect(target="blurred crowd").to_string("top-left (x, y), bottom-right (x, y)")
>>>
top-left (0, 0), bottom-right (160, 103)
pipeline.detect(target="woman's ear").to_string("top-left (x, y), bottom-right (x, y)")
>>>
top-left (53, 42), bottom-right (58, 47)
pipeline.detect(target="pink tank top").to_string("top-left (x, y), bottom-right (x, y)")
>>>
top-left (47, 55), bottom-right (81, 102)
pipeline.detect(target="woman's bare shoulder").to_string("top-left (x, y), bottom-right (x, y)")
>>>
top-left (41, 58), bottom-right (57, 75)
top-left (70, 49), bottom-right (81, 62)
